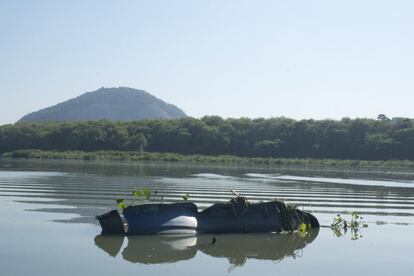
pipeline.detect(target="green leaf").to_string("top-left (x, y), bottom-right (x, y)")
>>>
top-left (116, 199), bottom-right (126, 209)
top-left (132, 189), bottom-right (142, 197)
top-left (299, 223), bottom-right (307, 233)
top-left (182, 193), bottom-right (190, 201)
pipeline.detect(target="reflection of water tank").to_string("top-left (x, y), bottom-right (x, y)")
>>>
top-left (164, 236), bottom-right (197, 250)
top-left (122, 236), bottom-right (198, 264)
top-left (94, 229), bottom-right (319, 266)
top-left (199, 230), bottom-right (319, 266)
top-left (94, 235), bottom-right (124, 257)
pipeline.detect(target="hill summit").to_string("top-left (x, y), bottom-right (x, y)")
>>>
top-left (18, 87), bottom-right (187, 122)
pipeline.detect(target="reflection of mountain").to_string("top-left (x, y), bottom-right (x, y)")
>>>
top-left (94, 229), bottom-right (319, 266)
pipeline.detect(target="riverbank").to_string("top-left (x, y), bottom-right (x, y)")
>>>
top-left (2, 149), bottom-right (414, 168)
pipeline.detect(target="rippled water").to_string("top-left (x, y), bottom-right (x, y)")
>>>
top-left (0, 159), bottom-right (413, 275)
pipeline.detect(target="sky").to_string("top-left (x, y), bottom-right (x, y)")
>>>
top-left (1, 0), bottom-right (413, 125)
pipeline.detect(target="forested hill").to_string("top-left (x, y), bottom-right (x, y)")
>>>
top-left (18, 87), bottom-right (187, 122)
top-left (1, 117), bottom-right (414, 160)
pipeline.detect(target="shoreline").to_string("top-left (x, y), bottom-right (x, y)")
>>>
top-left (2, 149), bottom-right (414, 169)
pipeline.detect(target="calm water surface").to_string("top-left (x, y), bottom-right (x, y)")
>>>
top-left (0, 159), bottom-right (413, 275)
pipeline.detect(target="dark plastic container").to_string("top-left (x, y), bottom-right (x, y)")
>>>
top-left (96, 210), bottom-right (125, 235)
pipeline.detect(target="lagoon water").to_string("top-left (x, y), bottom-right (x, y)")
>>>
top-left (0, 159), bottom-right (413, 275)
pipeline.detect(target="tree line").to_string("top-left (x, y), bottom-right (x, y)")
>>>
top-left (0, 116), bottom-right (413, 160)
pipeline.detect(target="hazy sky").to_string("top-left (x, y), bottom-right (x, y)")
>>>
top-left (1, 0), bottom-right (413, 125)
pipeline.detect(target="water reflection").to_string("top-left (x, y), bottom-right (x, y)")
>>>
top-left (2, 159), bottom-right (414, 226)
top-left (94, 229), bottom-right (319, 266)
top-left (123, 235), bottom-right (197, 264)
top-left (94, 235), bottom-right (124, 257)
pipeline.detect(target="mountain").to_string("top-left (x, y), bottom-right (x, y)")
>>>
top-left (18, 87), bottom-right (187, 122)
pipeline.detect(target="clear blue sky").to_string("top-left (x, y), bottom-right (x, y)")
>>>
top-left (1, 0), bottom-right (413, 125)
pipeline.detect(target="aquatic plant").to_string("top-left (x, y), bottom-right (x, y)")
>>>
top-left (182, 193), bottom-right (190, 201)
top-left (115, 188), bottom-right (153, 209)
top-left (330, 212), bottom-right (368, 240)
top-left (130, 188), bottom-right (151, 205)
top-left (116, 198), bottom-right (127, 209)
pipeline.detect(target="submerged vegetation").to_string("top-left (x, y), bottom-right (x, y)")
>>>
top-left (1, 116), bottom-right (414, 162)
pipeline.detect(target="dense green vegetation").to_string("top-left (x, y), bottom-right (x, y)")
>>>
top-left (5, 149), bottom-right (414, 167)
top-left (1, 116), bottom-right (414, 161)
